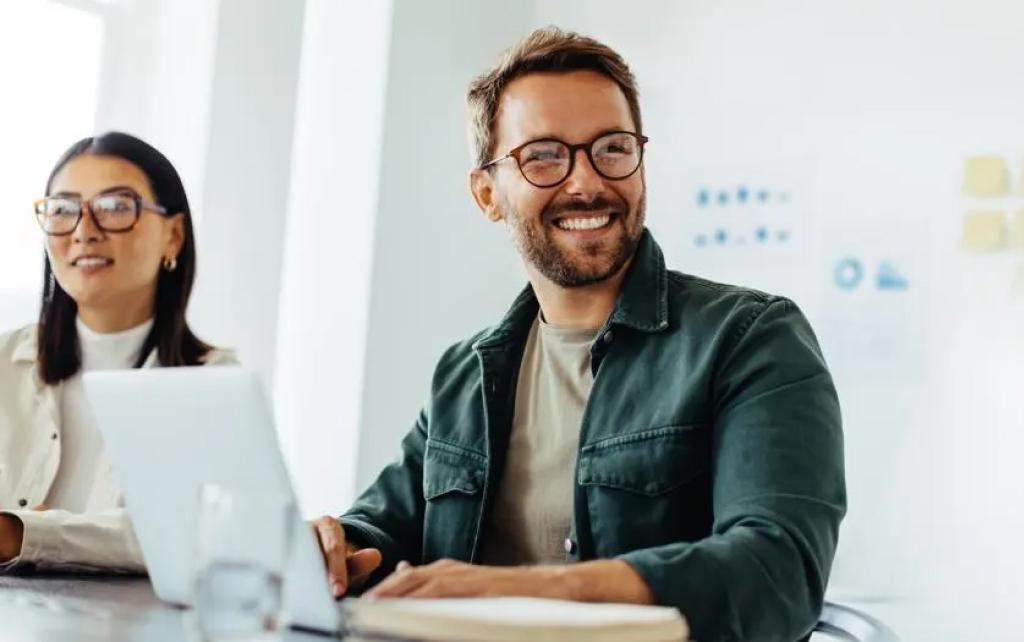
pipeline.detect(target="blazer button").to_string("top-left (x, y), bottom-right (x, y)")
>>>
top-left (18, 498), bottom-right (28, 507)
top-left (602, 330), bottom-right (613, 344)
top-left (563, 537), bottom-right (577, 555)
top-left (51, 432), bottom-right (58, 440)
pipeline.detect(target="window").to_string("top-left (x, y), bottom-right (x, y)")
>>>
top-left (0, 0), bottom-right (105, 330)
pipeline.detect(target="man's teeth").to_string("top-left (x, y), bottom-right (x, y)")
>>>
top-left (556, 214), bottom-right (611, 231)
top-left (74, 258), bottom-right (112, 267)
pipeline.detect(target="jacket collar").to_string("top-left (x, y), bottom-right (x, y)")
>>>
top-left (11, 325), bottom-right (38, 364)
top-left (474, 228), bottom-right (670, 350)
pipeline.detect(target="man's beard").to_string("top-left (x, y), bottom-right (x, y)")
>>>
top-left (502, 191), bottom-right (646, 288)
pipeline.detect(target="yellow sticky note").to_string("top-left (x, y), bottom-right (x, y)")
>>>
top-left (962, 156), bottom-right (1009, 197)
top-left (1011, 209), bottom-right (1024, 248)
top-left (961, 210), bottom-right (1006, 251)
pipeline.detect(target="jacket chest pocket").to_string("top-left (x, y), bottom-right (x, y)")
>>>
top-left (578, 424), bottom-right (712, 556)
top-left (421, 439), bottom-right (486, 562)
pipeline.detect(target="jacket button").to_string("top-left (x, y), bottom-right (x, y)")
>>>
top-left (563, 537), bottom-right (577, 555)
top-left (602, 331), bottom-right (613, 344)
top-left (51, 432), bottom-right (58, 440)
top-left (18, 498), bottom-right (28, 507)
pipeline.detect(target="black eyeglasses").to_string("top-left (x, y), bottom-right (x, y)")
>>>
top-left (481, 130), bottom-right (649, 188)
top-left (34, 190), bottom-right (168, 236)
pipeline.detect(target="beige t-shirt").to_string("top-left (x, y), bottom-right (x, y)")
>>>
top-left (477, 314), bottom-right (598, 566)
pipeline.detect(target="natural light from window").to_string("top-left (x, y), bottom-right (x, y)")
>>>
top-left (0, 0), bottom-right (104, 330)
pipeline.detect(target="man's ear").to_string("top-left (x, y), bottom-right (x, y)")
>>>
top-left (469, 169), bottom-right (503, 222)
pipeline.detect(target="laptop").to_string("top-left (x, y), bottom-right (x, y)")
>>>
top-left (83, 366), bottom-right (344, 634)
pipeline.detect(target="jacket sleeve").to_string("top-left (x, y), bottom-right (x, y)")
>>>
top-left (338, 408), bottom-right (428, 587)
top-left (618, 298), bottom-right (846, 642)
top-left (0, 507), bottom-right (145, 574)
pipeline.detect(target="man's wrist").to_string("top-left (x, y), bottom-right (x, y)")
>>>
top-left (541, 559), bottom-right (655, 604)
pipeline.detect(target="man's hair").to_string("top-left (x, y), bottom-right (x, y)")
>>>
top-left (466, 26), bottom-right (642, 169)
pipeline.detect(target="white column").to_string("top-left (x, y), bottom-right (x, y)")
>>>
top-left (354, 0), bottom-right (532, 490)
top-left (189, 0), bottom-right (306, 386)
top-left (274, 0), bottom-right (394, 516)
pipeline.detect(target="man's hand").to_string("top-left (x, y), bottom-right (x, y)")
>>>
top-left (0, 514), bottom-right (25, 563)
top-left (366, 558), bottom-right (655, 605)
top-left (311, 516), bottom-right (382, 597)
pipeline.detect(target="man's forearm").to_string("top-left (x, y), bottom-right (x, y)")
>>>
top-left (546, 558), bottom-right (656, 605)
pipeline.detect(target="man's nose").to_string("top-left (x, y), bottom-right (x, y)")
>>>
top-left (561, 148), bottom-right (605, 199)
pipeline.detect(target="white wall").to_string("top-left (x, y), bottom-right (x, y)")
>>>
top-left (189, 0), bottom-right (306, 383)
top-left (274, 0), bottom-right (393, 517)
top-left (354, 0), bottom-right (533, 488)
top-left (93, 0), bottom-right (220, 207)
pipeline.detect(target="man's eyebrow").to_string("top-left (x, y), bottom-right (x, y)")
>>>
top-left (517, 127), bottom-right (636, 144)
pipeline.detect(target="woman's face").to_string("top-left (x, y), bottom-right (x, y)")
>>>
top-left (45, 154), bottom-right (184, 319)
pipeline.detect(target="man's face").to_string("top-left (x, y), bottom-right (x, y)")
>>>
top-left (475, 70), bottom-right (646, 288)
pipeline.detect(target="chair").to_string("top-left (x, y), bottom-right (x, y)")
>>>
top-left (812, 601), bottom-right (900, 642)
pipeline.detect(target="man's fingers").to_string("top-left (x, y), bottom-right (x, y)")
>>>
top-left (367, 565), bottom-right (427, 599)
top-left (32, 504), bottom-right (48, 511)
top-left (311, 516), bottom-right (349, 596)
top-left (346, 547), bottom-right (383, 588)
top-left (405, 579), bottom-right (467, 599)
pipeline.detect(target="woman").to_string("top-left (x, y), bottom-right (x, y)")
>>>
top-left (0, 132), bottom-right (234, 571)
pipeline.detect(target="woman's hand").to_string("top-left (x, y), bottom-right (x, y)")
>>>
top-left (0, 514), bottom-right (25, 562)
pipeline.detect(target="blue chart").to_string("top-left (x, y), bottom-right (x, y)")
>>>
top-left (832, 257), bottom-right (909, 292)
top-left (690, 184), bottom-right (794, 249)
top-left (664, 165), bottom-right (810, 302)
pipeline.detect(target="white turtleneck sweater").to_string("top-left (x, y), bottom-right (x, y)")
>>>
top-left (44, 318), bottom-right (153, 512)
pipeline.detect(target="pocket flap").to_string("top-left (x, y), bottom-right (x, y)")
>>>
top-left (578, 424), bottom-right (709, 496)
top-left (423, 439), bottom-right (486, 500)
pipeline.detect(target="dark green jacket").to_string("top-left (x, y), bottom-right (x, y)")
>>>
top-left (340, 229), bottom-right (845, 642)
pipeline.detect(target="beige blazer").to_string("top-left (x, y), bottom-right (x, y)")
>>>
top-left (0, 324), bottom-right (236, 572)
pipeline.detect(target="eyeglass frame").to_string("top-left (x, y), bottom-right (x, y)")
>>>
top-left (33, 188), bottom-right (169, 237)
top-left (480, 130), bottom-right (650, 188)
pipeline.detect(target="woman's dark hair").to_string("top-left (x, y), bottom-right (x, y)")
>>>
top-left (37, 131), bottom-right (213, 383)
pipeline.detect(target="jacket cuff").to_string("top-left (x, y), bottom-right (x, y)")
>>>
top-left (618, 545), bottom-right (741, 642)
top-left (338, 517), bottom-right (401, 590)
top-left (1, 510), bottom-right (60, 566)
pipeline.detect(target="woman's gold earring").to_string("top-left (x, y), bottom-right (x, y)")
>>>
top-left (163, 256), bottom-right (177, 272)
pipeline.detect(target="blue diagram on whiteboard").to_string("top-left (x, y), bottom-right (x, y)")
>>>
top-left (834, 257), bottom-right (864, 291)
top-left (876, 261), bottom-right (909, 290)
top-left (692, 185), bottom-right (793, 249)
top-left (833, 257), bottom-right (910, 291)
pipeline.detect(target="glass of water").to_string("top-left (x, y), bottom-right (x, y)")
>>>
top-left (190, 483), bottom-right (296, 641)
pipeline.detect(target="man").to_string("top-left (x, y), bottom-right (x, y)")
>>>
top-left (314, 27), bottom-right (845, 642)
